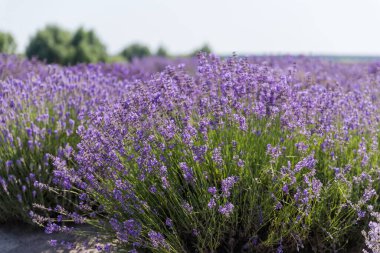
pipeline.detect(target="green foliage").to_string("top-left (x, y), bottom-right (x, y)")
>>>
top-left (25, 25), bottom-right (73, 65)
top-left (25, 25), bottom-right (107, 65)
top-left (190, 44), bottom-right (212, 57)
top-left (0, 31), bottom-right (17, 54)
top-left (70, 27), bottom-right (107, 64)
top-left (120, 43), bottom-right (151, 61)
top-left (156, 46), bottom-right (169, 57)
top-left (106, 54), bottom-right (126, 63)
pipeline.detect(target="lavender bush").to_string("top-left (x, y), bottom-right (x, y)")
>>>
top-left (27, 54), bottom-right (380, 252)
top-left (2, 53), bottom-right (380, 252)
top-left (0, 54), bottom-right (176, 222)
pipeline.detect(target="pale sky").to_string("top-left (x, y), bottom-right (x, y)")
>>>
top-left (1, 0), bottom-right (380, 56)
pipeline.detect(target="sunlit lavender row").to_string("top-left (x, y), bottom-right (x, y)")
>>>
top-left (2, 53), bottom-right (380, 252)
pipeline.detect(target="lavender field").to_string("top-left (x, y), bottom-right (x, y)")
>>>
top-left (1, 53), bottom-right (380, 252)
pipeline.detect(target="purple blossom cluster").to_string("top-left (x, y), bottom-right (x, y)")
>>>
top-left (44, 54), bottom-right (380, 251)
top-left (0, 54), bottom-right (185, 222)
top-left (3, 53), bottom-right (380, 251)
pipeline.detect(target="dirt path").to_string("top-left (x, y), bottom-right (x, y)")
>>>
top-left (0, 223), bottom-right (99, 253)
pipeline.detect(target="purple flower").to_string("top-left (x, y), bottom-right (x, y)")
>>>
top-left (16, 194), bottom-right (22, 203)
top-left (182, 202), bottom-right (193, 213)
top-left (358, 210), bottom-right (366, 219)
top-left (148, 230), bottom-right (167, 248)
top-left (104, 244), bottom-right (112, 252)
top-left (277, 242), bottom-right (283, 253)
top-left (282, 184), bottom-right (289, 194)
top-left (362, 188), bottom-right (377, 203)
top-left (212, 147), bottom-right (224, 166)
top-left (363, 219), bottom-right (380, 252)
top-left (237, 159), bottom-right (245, 168)
top-left (266, 144), bottom-right (282, 161)
top-left (45, 223), bottom-right (60, 234)
top-left (233, 114), bottom-right (248, 131)
top-left (49, 240), bottom-right (58, 247)
top-left (294, 154), bottom-right (317, 172)
top-left (218, 202), bottom-right (234, 217)
top-left (208, 198), bottom-right (216, 209)
top-left (221, 176), bottom-right (238, 197)
top-left (192, 228), bottom-right (200, 237)
top-left (179, 162), bottom-right (194, 183)
top-left (165, 218), bottom-right (173, 228)
top-left (208, 186), bottom-right (217, 195)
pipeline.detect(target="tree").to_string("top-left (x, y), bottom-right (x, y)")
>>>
top-left (120, 43), bottom-right (151, 62)
top-left (156, 46), bottom-right (169, 57)
top-left (25, 25), bottom-right (73, 64)
top-left (70, 27), bottom-right (107, 64)
top-left (0, 31), bottom-right (17, 54)
top-left (190, 43), bottom-right (212, 57)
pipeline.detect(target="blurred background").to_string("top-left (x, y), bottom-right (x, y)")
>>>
top-left (1, 0), bottom-right (380, 65)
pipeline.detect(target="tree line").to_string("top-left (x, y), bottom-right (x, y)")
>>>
top-left (0, 25), bottom-right (212, 65)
